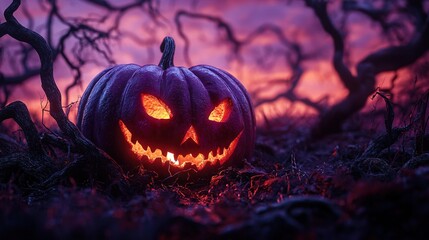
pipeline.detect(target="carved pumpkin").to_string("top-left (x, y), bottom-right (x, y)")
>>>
top-left (77, 37), bottom-right (255, 175)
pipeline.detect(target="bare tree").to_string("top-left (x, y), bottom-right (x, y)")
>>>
top-left (0, 0), bottom-right (155, 106)
top-left (175, 0), bottom-right (429, 137)
top-left (306, 0), bottom-right (429, 137)
top-left (175, 10), bottom-right (326, 114)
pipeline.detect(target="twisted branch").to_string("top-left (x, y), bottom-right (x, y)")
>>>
top-left (0, 0), bottom-right (128, 192)
top-left (1, 0), bottom-right (155, 105)
top-left (306, 0), bottom-right (429, 137)
top-left (175, 11), bottom-right (324, 113)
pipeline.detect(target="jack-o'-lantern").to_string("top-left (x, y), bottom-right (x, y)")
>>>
top-left (77, 37), bottom-right (255, 175)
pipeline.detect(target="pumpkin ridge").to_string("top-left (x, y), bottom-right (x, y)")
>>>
top-left (178, 67), bottom-right (194, 124)
top-left (119, 64), bottom-right (163, 118)
top-left (191, 65), bottom-right (255, 159)
top-left (202, 65), bottom-right (255, 125)
top-left (94, 65), bottom-right (141, 145)
top-left (81, 67), bottom-right (121, 140)
top-left (199, 65), bottom-right (255, 124)
top-left (190, 66), bottom-right (243, 116)
top-left (211, 67), bottom-right (255, 153)
top-left (189, 66), bottom-right (248, 150)
top-left (178, 66), bottom-right (211, 126)
top-left (77, 66), bottom-right (113, 128)
top-left (101, 64), bottom-right (141, 115)
top-left (219, 67), bottom-right (255, 129)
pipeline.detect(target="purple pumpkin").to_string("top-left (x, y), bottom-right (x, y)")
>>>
top-left (77, 37), bottom-right (255, 175)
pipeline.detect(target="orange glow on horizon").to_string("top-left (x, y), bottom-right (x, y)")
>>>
top-left (2, 0), bottom-right (420, 130)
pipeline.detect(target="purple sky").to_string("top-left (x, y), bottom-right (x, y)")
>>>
top-left (0, 0), bottom-right (413, 127)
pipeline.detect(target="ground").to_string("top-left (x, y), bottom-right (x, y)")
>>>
top-left (1, 114), bottom-right (429, 240)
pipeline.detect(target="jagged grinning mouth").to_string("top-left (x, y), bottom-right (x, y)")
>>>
top-left (119, 120), bottom-right (242, 170)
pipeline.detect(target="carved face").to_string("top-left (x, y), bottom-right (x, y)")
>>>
top-left (77, 37), bottom-right (255, 175)
top-left (118, 94), bottom-right (242, 170)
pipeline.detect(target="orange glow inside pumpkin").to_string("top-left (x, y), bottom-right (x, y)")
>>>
top-left (118, 120), bottom-right (242, 170)
top-left (208, 98), bottom-right (232, 122)
top-left (142, 94), bottom-right (173, 119)
top-left (181, 125), bottom-right (199, 145)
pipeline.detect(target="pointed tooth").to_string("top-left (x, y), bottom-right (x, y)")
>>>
top-left (208, 151), bottom-right (214, 160)
top-left (137, 141), bottom-right (143, 149)
top-left (217, 147), bottom-right (221, 156)
top-left (178, 154), bottom-right (184, 163)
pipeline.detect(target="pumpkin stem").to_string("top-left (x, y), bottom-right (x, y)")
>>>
top-left (159, 36), bottom-right (175, 70)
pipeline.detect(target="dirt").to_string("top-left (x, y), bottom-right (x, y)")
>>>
top-left (1, 120), bottom-right (429, 240)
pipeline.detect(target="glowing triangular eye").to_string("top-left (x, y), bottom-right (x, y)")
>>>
top-left (208, 98), bottom-right (232, 122)
top-left (141, 94), bottom-right (173, 119)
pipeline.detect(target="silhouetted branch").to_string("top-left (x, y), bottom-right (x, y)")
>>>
top-left (175, 12), bottom-right (322, 113)
top-left (306, 0), bottom-right (429, 137)
top-left (342, 0), bottom-right (426, 43)
top-left (84, 0), bottom-right (150, 12)
top-left (0, 0), bottom-right (129, 193)
top-left (306, 0), bottom-right (357, 90)
top-left (360, 93), bottom-right (421, 159)
top-left (0, 73), bottom-right (10, 107)
top-left (175, 10), bottom-right (241, 66)
top-left (0, 101), bottom-right (53, 184)
top-left (0, 101), bottom-right (44, 156)
top-left (358, 20), bottom-right (429, 74)
top-left (1, 0), bottom-right (155, 105)
top-left (248, 24), bottom-right (324, 112)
